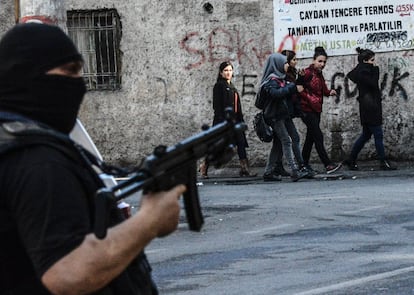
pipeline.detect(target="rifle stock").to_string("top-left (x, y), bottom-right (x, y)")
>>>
top-left (94, 109), bottom-right (247, 239)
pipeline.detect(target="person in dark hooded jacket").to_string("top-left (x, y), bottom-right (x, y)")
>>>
top-left (258, 53), bottom-right (309, 182)
top-left (344, 47), bottom-right (396, 171)
top-left (0, 23), bottom-right (185, 295)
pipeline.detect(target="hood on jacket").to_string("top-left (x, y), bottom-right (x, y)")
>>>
top-left (260, 53), bottom-right (287, 87)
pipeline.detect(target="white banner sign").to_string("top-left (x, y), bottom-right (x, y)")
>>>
top-left (274, 0), bottom-right (414, 57)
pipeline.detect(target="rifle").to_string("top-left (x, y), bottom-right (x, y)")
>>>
top-left (94, 109), bottom-right (247, 239)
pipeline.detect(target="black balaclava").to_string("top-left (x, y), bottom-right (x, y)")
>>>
top-left (0, 23), bottom-right (86, 134)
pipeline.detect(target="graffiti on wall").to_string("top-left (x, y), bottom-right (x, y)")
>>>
top-left (238, 66), bottom-right (411, 102)
top-left (179, 27), bottom-right (272, 70)
top-left (178, 23), bottom-right (412, 102)
top-left (332, 67), bottom-right (410, 102)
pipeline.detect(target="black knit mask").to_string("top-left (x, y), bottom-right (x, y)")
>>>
top-left (28, 74), bottom-right (86, 133)
top-left (0, 23), bottom-right (85, 134)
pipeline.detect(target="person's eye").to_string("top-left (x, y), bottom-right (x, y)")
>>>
top-left (63, 62), bottom-right (83, 74)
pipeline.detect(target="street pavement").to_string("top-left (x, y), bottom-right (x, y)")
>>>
top-left (198, 160), bottom-right (414, 182)
top-left (125, 160), bottom-right (414, 295)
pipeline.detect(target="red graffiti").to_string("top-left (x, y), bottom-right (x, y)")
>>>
top-left (180, 27), bottom-right (272, 70)
top-left (252, 34), bottom-right (273, 66)
top-left (208, 28), bottom-right (234, 64)
top-left (276, 35), bottom-right (301, 53)
top-left (179, 32), bottom-right (206, 70)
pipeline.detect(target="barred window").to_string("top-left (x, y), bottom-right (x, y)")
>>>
top-left (67, 9), bottom-right (122, 90)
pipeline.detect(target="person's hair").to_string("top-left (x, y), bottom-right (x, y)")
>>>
top-left (281, 49), bottom-right (296, 64)
top-left (281, 49), bottom-right (297, 82)
top-left (217, 61), bottom-right (233, 81)
top-left (313, 46), bottom-right (328, 59)
top-left (355, 47), bottom-right (375, 63)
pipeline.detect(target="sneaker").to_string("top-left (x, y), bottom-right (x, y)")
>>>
top-left (291, 169), bottom-right (309, 182)
top-left (342, 159), bottom-right (359, 171)
top-left (263, 172), bottom-right (282, 182)
top-left (380, 160), bottom-right (397, 171)
top-left (325, 163), bottom-right (342, 174)
top-left (300, 166), bottom-right (317, 178)
top-left (273, 165), bottom-right (290, 177)
top-left (305, 164), bottom-right (318, 172)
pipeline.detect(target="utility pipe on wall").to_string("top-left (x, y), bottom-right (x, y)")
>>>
top-left (18, 0), bottom-right (67, 31)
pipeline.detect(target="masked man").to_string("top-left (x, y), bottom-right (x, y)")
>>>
top-left (0, 23), bottom-right (185, 295)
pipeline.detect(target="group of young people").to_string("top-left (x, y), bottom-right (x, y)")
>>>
top-left (202, 46), bottom-right (396, 181)
top-left (0, 22), bottom-right (399, 293)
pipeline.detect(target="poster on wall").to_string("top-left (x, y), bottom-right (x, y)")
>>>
top-left (274, 0), bottom-right (414, 57)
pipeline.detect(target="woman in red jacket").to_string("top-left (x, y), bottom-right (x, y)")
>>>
top-left (299, 47), bottom-right (341, 174)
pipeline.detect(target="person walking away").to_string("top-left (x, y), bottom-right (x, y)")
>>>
top-left (299, 46), bottom-right (342, 174)
top-left (259, 53), bottom-right (309, 182)
top-left (343, 47), bottom-right (396, 171)
top-left (0, 23), bottom-right (185, 294)
top-left (199, 61), bottom-right (256, 178)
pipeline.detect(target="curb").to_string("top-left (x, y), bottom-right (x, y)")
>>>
top-left (197, 160), bottom-right (414, 184)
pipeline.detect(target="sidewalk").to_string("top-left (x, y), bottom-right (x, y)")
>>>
top-left (198, 160), bottom-right (414, 183)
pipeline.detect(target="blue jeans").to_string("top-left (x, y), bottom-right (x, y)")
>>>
top-left (350, 124), bottom-right (385, 161)
top-left (265, 118), bottom-right (303, 174)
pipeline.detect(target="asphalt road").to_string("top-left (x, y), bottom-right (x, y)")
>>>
top-left (126, 164), bottom-right (414, 295)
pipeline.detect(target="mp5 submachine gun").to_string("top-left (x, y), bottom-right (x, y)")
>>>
top-left (94, 109), bottom-right (247, 239)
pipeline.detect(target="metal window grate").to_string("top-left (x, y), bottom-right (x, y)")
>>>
top-left (67, 9), bottom-right (122, 90)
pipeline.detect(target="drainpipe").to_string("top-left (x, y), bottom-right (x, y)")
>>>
top-left (18, 0), bottom-right (67, 31)
top-left (14, 0), bottom-right (19, 23)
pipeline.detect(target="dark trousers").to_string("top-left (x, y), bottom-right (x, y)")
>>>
top-left (236, 132), bottom-right (247, 160)
top-left (350, 124), bottom-right (385, 161)
top-left (301, 112), bottom-right (331, 167)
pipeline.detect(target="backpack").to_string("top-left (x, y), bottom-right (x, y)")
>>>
top-left (254, 83), bottom-right (270, 110)
top-left (254, 77), bottom-right (282, 110)
top-left (253, 111), bottom-right (273, 142)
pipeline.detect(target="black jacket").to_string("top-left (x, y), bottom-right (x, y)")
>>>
top-left (263, 77), bottom-right (297, 124)
top-left (212, 78), bottom-right (248, 149)
top-left (347, 63), bottom-right (382, 126)
top-left (212, 78), bottom-right (244, 125)
top-left (0, 116), bottom-right (156, 295)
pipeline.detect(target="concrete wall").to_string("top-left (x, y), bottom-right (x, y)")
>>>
top-left (0, 0), bottom-right (15, 34)
top-left (2, 1), bottom-right (414, 166)
top-left (66, 0), bottom-right (276, 166)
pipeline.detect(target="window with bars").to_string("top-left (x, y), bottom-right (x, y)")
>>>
top-left (67, 9), bottom-right (122, 90)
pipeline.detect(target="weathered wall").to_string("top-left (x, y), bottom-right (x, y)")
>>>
top-left (0, 0), bottom-right (15, 34)
top-left (2, 1), bottom-right (414, 166)
top-left (66, 0), bottom-right (275, 166)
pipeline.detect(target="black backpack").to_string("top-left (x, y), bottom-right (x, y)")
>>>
top-left (254, 83), bottom-right (270, 110)
top-left (253, 111), bottom-right (273, 142)
top-left (254, 77), bottom-right (282, 110)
